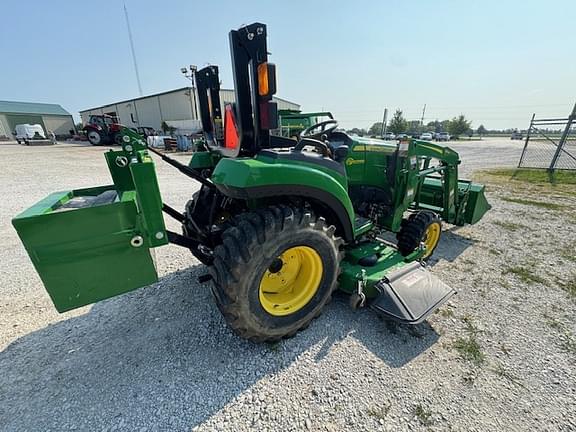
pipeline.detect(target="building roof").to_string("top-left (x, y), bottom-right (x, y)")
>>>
top-left (80, 87), bottom-right (299, 113)
top-left (0, 100), bottom-right (71, 116)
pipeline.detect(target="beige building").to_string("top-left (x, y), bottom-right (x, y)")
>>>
top-left (0, 100), bottom-right (75, 140)
top-left (80, 87), bottom-right (300, 132)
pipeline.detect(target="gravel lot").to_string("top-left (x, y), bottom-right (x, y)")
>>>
top-left (0, 138), bottom-right (574, 431)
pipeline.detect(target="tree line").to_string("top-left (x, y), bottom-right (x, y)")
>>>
top-left (347, 109), bottom-right (489, 139)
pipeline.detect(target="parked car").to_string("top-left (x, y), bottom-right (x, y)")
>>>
top-left (409, 132), bottom-right (421, 139)
top-left (420, 132), bottom-right (433, 141)
top-left (396, 133), bottom-right (409, 140)
top-left (436, 132), bottom-right (450, 142)
top-left (511, 131), bottom-right (523, 140)
top-left (382, 132), bottom-right (396, 140)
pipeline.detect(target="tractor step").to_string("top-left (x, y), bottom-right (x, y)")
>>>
top-left (370, 262), bottom-right (455, 324)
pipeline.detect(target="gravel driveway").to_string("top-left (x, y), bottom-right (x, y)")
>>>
top-left (0, 138), bottom-right (574, 431)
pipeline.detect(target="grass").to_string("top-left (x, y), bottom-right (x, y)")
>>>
top-left (492, 220), bottom-right (525, 231)
top-left (559, 276), bottom-right (576, 299)
top-left (266, 341), bottom-right (281, 352)
top-left (438, 307), bottom-right (455, 318)
top-left (490, 363), bottom-right (525, 388)
top-left (461, 314), bottom-right (481, 334)
top-left (503, 266), bottom-right (546, 285)
top-left (544, 312), bottom-right (563, 330)
top-left (484, 168), bottom-right (576, 185)
top-left (367, 403), bottom-right (391, 420)
top-left (561, 248), bottom-right (576, 263)
top-left (501, 196), bottom-right (564, 211)
top-left (453, 336), bottom-right (485, 365)
top-left (414, 404), bottom-right (433, 426)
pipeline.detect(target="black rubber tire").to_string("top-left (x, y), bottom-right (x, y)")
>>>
top-left (113, 133), bottom-right (124, 145)
top-left (87, 130), bottom-right (102, 145)
top-left (209, 205), bottom-right (344, 342)
top-left (396, 211), bottom-right (442, 258)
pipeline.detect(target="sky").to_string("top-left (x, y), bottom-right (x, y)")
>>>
top-left (1, 0), bottom-right (574, 130)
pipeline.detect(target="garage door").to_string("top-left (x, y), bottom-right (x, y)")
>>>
top-left (5, 114), bottom-right (46, 134)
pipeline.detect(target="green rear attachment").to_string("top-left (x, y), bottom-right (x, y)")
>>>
top-left (12, 128), bottom-right (167, 312)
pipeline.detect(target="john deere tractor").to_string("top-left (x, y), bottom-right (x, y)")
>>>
top-left (13, 23), bottom-right (490, 342)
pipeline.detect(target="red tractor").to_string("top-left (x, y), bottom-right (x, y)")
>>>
top-left (84, 115), bottom-right (124, 145)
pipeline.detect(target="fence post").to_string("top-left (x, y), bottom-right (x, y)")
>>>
top-left (549, 102), bottom-right (576, 172)
top-left (518, 113), bottom-right (535, 168)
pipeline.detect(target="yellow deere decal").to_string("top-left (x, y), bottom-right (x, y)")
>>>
top-left (346, 158), bottom-right (365, 166)
top-left (364, 144), bottom-right (396, 153)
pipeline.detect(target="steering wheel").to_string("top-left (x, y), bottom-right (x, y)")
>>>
top-left (300, 119), bottom-right (339, 140)
top-left (292, 137), bottom-right (331, 157)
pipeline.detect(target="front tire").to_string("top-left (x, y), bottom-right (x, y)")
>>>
top-left (397, 211), bottom-right (442, 259)
top-left (210, 206), bottom-right (343, 342)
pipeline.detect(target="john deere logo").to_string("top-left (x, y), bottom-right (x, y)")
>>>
top-left (346, 158), bottom-right (364, 166)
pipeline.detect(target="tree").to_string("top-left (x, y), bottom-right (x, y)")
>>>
top-left (388, 110), bottom-right (408, 134)
top-left (477, 124), bottom-right (487, 138)
top-left (368, 122), bottom-right (384, 137)
top-left (347, 127), bottom-right (367, 136)
top-left (447, 115), bottom-right (472, 139)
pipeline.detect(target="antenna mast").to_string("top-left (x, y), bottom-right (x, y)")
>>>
top-left (124, 3), bottom-right (143, 96)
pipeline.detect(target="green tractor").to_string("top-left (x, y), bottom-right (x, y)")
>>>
top-left (278, 110), bottom-right (334, 139)
top-left (12, 23), bottom-right (490, 342)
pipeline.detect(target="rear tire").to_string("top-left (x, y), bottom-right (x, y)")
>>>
top-left (397, 211), bottom-right (442, 259)
top-left (210, 206), bottom-right (343, 342)
top-left (87, 130), bottom-right (102, 145)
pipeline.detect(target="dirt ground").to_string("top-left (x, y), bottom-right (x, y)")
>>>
top-left (0, 138), bottom-right (574, 431)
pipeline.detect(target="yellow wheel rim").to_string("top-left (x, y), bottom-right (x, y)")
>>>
top-left (423, 222), bottom-right (441, 257)
top-left (259, 246), bottom-right (323, 316)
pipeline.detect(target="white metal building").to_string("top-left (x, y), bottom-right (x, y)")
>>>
top-left (80, 87), bottom-right (300, 133)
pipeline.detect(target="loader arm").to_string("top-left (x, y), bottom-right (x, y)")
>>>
top-left (411, 140), bottom-right (490, 225)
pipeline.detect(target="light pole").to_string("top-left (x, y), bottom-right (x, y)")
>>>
top-left (181, 65), bottom-right (198, 120)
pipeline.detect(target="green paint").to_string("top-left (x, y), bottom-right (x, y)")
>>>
top-left (189, 150), bottom-right (220, 170)
top-left (211, 153), bottom-right (355, 228)
top-left (12, 127), bottom-right (167, 312)
top-left (338, 241), bottom-right (421, 297)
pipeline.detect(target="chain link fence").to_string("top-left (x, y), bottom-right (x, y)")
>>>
top-left (518, 104), bottom-right (576, 171)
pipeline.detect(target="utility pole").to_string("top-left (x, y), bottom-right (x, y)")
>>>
top-left (181, 65), bottom-right (198, 119)
top-left (420, 104), bottom-right (427, 126)
top-left (124, 3), bottom-right (143, 96)
top-left (380, 108), bottom-right (388, 137)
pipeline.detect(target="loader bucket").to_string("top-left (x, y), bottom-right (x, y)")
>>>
top-left (419, 177), bottom-right (491, 226)
top-left (12, 139), bottom-right (167, 312)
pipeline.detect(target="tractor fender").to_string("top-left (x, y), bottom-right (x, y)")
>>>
top-left (212, 156), bottom-right (355, 242)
